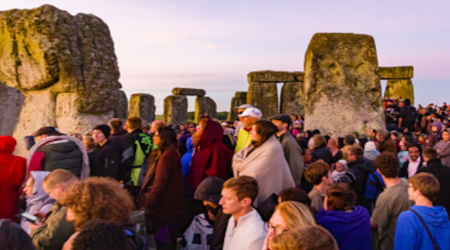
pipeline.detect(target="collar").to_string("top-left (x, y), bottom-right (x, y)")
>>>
top-left (243, 127), bottom-right (252, 132)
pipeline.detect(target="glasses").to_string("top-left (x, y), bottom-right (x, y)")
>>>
top-left (268, 224), bottom-right (288, 234)
top-left (237, 111), bottom-right (244, 115)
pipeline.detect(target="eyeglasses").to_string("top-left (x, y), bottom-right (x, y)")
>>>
top-left (268, 224), bottom-right (288, 234)
top-left (237, 111), bottom-right (244, 115)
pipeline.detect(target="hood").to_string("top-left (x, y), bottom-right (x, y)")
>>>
top-left (411, 205), bottom-right (449, 228)
top-left (431, 122), bottom-right (443, 134)
top-left (199, 119), bottom-right (223, 147)
top-left (0, 136), bottom-right (17, 154)
top-left (322, 205), bottom-right (370, 223)
top-left (42, 139), bottom-right (77, 153)
top-left (364, 149), bottom-right (380, 160)
top-left (194, 176), bottom-right (225, 204)
top-left (185, 136), bottom-right (194, 152)
top-left (26, 171), bottom-right (53, 209)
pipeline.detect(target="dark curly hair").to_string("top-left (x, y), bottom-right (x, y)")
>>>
top-left (72, 220), bottom-right (126, 250)
top-left (60, 177), bottom-right (134, 229)
top-left (326, 183), bottom-right (356, 211)
top-left (375, 152), bottom-right (399, 178)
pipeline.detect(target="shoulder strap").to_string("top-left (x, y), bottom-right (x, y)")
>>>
top-left (410, 209), bottom-right (439, 250)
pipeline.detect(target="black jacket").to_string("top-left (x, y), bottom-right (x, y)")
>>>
top-left (338, 158), bottom-right (374, 203)
top-left (311, 146), bottom-right (333, 165)
top-left (89, 140), bottom-right (121, 180)
top-left (399, 158), bottom-right (423, 178)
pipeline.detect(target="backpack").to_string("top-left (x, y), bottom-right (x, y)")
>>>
top-left (364, 170), bottom-right (385, 201)
top-left (124, 210), bottom-right (148, 250)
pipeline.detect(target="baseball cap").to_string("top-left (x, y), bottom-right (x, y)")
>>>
top-left (270, 114), bottom-right (292, 126)
top-left (234, 104), bottom-right (253, 110)
top-left (238, 107), bottom-right (262, 120)
top-left (32, 126), bottom-right (63, 137)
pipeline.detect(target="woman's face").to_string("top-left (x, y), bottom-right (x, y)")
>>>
top-left (153, 131), bottom-right (161, 146)
top-left (24, 176), bottom-right (34, 197)
top-left (443, 131), bottom-right (450, 142)
top-left (267, 209), bottom-right (288, 249)
top-left (250, 125), bottom-right (261, 142)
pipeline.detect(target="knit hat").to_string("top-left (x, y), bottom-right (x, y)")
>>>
top-left (93, 124), bottom-right (111, 138)
top-left (194, 177), bottom-right (225, 205)
top-left (336, 159), bottom-right (348, 169)
top-left (364, 141), bottom-right (377, 151)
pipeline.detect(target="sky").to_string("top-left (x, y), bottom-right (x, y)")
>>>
top-left (1, 0), bottom-right (450, 113)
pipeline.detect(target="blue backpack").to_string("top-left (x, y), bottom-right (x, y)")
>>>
top-left (364, 170), bottom-right (385, 201)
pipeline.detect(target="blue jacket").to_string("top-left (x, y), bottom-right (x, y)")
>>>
top-left (317, 205), bottom-right (372, 250)
top-left (181, 137), bottom-right (194, 177)
top-left (394, 205), bottom-right (450, 250)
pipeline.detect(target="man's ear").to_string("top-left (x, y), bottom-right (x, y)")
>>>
top-left (55, 183), bottom-right (64, 193)
top-left (241, 197), bottom-right (252, 207)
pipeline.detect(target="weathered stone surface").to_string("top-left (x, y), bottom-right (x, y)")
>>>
top-left (129, 94), bottom-right (155, 125)
top-left (195, 96), bottom-right (217, 123)
top-left (247, 82), bottom-right (278, 119)
top-left (0, 84), bottom-right (24, 135)
top-left (379, 66), bottom-right (414, 79)
top-left (172, 88), bottom-right (205, 97)
top-left (281, 82), bottom-right (304, 116)
top-left (227, 92), bottom-right (248, 121)
top-left (0, 5), bottom-right (121, 114)
top-left (164, 95), bottom-right (187, 125)
top-left (248, 71), bottom-right (297, 83)
top-left (304, 33), bottom-right (385, 137)
top-left (293, 72), bottom-right (305, 82)
top-left (55, 93), bottom-right (113, 136)
top-left (112, 90), bottom-right (128, 120)
top-left (384, 79), bottom-right (414, 104)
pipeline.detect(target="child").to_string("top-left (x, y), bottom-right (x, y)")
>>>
top-left (397, 140), bottom-right (411, 168)
top-left (332, 159), bottom-right (347, 182)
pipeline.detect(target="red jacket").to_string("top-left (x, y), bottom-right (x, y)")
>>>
top-left (0, 136), bottom-right (26, 222)
top-left (188, 119), bottom-right (233, 190)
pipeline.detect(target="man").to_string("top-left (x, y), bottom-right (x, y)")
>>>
top-left (398, 99), bottom-right (417, 132)
top-left (304, 161), bottom-right (331, 214)
top-left (121, 117), bottom-right (153, 202)
top-left (337, 146), bottom-right (374, 209)
top-left (220, 176), bottom-right (267, 250)
top-left (399, 145), bottom-right (423, 178)
top-left (394, 173), bottom-right (450, 250)
top-left (371, 152), bottom-right (410, 250)
top-left (234, 107), bottom-right (262, 153)
top-left (341, 135), bottom-right (354, 161)
top-left (89, 124), bottom-right (121, 180)
top-left (28, 126), bottom-right (88, 178)
top-left (418, 148), bottom-right (450, 217)
top-left (271, 114), bottom-right (304, 186)
top-left (30, 169), bottom-right (79, 250)
top-left (233, 104), bottom-right (253, 136)
top-left (108, 118), bottom-right (128, 149)
top-left (368, 129), bottom-right (377, 141)
top-left (376, 130), bottom-right (397, 154)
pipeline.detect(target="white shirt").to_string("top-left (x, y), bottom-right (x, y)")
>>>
top-left (223, 209), bottom-right (267, 250)
top-left (408, 156), bottom-right (421, 178)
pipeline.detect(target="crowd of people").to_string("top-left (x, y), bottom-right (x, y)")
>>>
top-left (1, 98), bottom-right (450, 250)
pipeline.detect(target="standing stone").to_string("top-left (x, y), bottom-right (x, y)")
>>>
top-left (112, 90), bottom-right (128, 120)
top-left (227, 91), bottom-right (248, 121)
top-left (0, 84), bottom-right (24, 135)
top-left (384, 79), bottom-right (414, 104)
top-left (303, 33), bottom-right (385, 137)
top-left (164, 95), bottom-right (187, 125)
top-left (247, 82), bottom-right (278, 119)
top-left (281, 81), bottom-right (305, 116)
top-left (195, 96), bottom-right (217, 123)
top-left (129, 94), bottom-right (155, 125)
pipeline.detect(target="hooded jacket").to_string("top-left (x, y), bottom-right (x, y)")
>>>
top-left (189, 119), bottom-right (233, 190)
top-left (0, 136), bottom-right (26, 222)
top-left (394, 205), bottom-right (450, 250)
top-left (181, 137), bottom-right (194, 177)
top-left (433, 139), bottom-right (450, 167)
top-left (317, 206), bottom-right (372, 250)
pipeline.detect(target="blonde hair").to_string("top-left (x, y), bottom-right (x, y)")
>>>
top-left (276, 201), bottom-right (316, 229)
top-left (313, 134), bottom-right (326, 148)
top-left (270, 225), bottom-right (338, 250)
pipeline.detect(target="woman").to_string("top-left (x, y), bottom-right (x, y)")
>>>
top-left (363, 141), bottom-right (380, 162)
top-left (139, 126), bottom-right (186, 249)
top-left (269, 225), bottom-right (338, 250)
top-left (311, 134), bottom-right (332, 165)
top-left (188, 118), bottom-right (233, 190)
top-left (327, 137), bottom-right (342, 164)
top-left (20, 171), bottom-right (54, 233)
top-left (232, 121), bottom-right (295, 207)
top-left (434, 130), bottom-right (450, 167)
top-left (316, 183), bottom-right (372, 250)
top-left (264, 201), bottom-right (316, 250)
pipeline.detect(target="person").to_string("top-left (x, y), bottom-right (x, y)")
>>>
top-left (178, 122), bottom-right (196, 155)
top-left (30, 169), bottom-right (78, 250)
top-left (89, 124), bottom-right (121, 180)
top-left (277, 187), bottom-right (311, 205)
top-left (399, 145), bottom-right (423, 178)
top-left (371, 152), bottom-right (410, 250)
top-left (418, 148), bottom-right (450, 217)
top-left (221, 122), bottom-right (236, 152)
top-left (81, 132), bottom-right (96, 152)
top-left (121, 116), bottom-right (153, 202)
top-left (341, 135), bottom-right (355, 161)
top-left (271, 114), bottom-right (305, 186)
top-left (368, 129), bottom-right (377, 142)
top-left (364, 141), bottom-right (380, 162)
top-left (188, 118), bottom-right (233, 190)
top-left (234, 107), bottom-right (262, 153)
top-left (0, 136), bottom-right (26, 222)
top-left (304, 161), bottom-right (332, 215)
top-left (233, 104), bottom-right (253, 137)
top-left (311, 134), bottom-right (333, 165)
top-left (397, 140), bottom-right (411, 167)
top-left (394, 173), bottom-right (450, 250)
top-left (181, 137), bottom-right (194, 177)
top-left (331, 159), bottom-right (347, 182)
top-left (20, 171), bottom-right (54, 234)
top-left (433, 129), bottom-right (450, 167)
top-left (219, 176), bottom-right (267, 250)
top-left (0, 219), bottom-right (35, 250)
top-left (232, 120), bottom-right (295, 207)
top-left (264, 201), bottom-right (316, 249)
top-left (269, 225), bottom-right (338, 250)
top-left (316, 183), bottom-right (372, 250)
top-left (108, 118), bottom-right (128, 151)
top-left (139, 126), bottom-right (185, 249)
top-left (60, 177), bottom-right (135, 249)
top-left (377, 130), bottom-right (397, 154)
top-left (398, 99), bottom-right (417, 132)
top-left (71, 220), bottom-right (127, 250)
top-left (27, 126), bottom-right (89, 179)
top-left (327, 137), bottom-right (343, 164)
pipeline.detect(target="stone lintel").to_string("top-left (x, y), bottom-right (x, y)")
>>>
top-left (379, 66), bottom-right (414, 79)
top-left (247, 70), bottom-right (304, 83)
top-left (172, 88), bottom-right (205, 97)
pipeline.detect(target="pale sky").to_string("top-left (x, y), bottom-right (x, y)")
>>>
top-left (1, 0), bottom-right (450, 112)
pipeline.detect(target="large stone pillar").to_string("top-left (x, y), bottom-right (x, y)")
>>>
top-left (281, 81), bottom-right (304, 116)
top-left (195, 96), bottom-right (217, 123)
top-left (0, 84), bottom-right (24, 135)
top-left (227, 91), bottom-right (247, 121)
top-left (303, 33), bottom-right (385, 137)
top-left (379, 66), bottom-right (414, 104)
top-left (129, 93), bottom-right (155, 125)
top-left (247, 82), bottom-right (278, 119)
top-left (112, 90), bottom-right (128, 120)
top-left (163, 95), bottom-right (187, 125)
